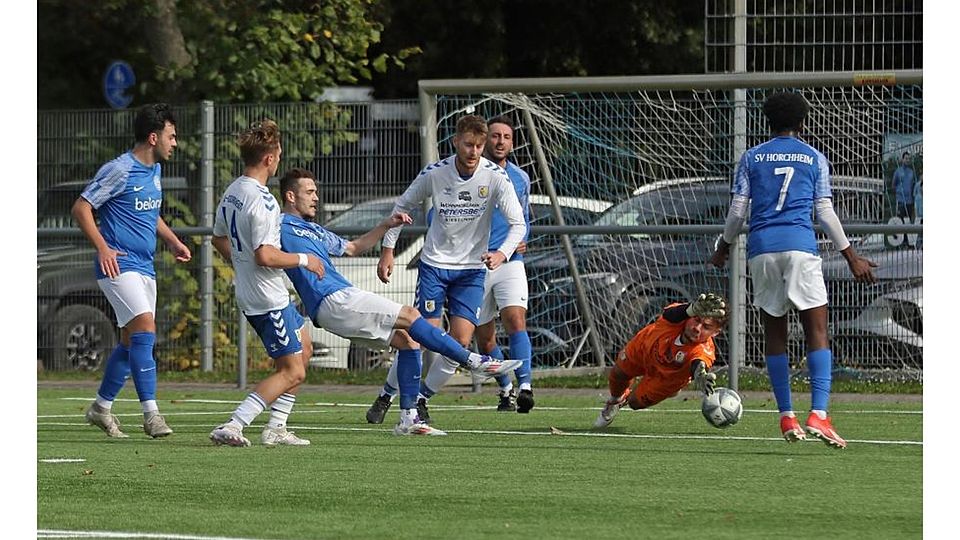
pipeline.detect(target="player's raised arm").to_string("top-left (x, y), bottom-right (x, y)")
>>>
top-left (381, 171), bottom-right (432, 251)
top-left (345, 212), bottom-right (413, 256)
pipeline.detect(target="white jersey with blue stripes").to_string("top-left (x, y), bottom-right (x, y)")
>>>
top-left (382, 155), bottom-right (525, 270)
top-left (214, 176), bottom-right (290, 315)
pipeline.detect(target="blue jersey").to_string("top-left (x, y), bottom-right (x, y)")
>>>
top-left (732, 136), bottom-right (832, 259)
top-left (488, 161), bottom-right (531, 262)
top-left (279, 213), bottom-right (352, 318)
top-left (80, 152), bottom-right (163, 279)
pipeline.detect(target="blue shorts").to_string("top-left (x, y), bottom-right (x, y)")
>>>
top-left (415, 262), bottom-right (485, 325)
top-left (245, 303), bottom-right (305, 360)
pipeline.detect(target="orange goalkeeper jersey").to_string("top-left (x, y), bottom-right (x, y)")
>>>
top-left (617, 304), bottom-right (717, 385)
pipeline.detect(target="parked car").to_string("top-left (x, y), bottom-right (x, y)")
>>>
top-left (300, 194), bottom-right (612, 369)
top-left (523, 176), bottom-right (923, 369)
top-left (37, 178), bottom-right (190, 371)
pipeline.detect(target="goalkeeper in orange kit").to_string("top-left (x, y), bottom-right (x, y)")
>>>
top-left (594, 293), bottom-right (728, 428)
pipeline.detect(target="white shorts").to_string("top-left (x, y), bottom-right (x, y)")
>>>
top-left (97, 271), bottom-right (157, 327)
top-left (748, 251), bottom-right (828, 317)
top-left (478, 260), bottom-right (529, 325)
top-left (313, 287), bottom-right (402, 351)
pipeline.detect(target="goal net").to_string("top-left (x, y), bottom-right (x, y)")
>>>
top-left (426, 74), bottom-right (923, 379)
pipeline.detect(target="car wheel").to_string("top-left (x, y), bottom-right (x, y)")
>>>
top-left (50, 304), bottom-right (117, 371)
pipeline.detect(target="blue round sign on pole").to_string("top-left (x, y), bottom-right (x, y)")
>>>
top-left (103, 61), bottom-right (135, 109)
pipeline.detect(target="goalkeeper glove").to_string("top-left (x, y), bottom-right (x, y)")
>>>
top-left (687, 292), bottom-right (727, 320)
top-left (692, 361), bottom-right (716, 396)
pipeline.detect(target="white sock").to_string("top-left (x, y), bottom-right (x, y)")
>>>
top-left (401, 408), bottom-right (419, 425)
top-left (267, 393), bottom-right (296, 429)
top-left (811, 409), bottom-right (828, 420)
top-left (466, 352), bottom-right (487, 369)
top-left (141, 400), bottom-right (159, 415)
top-left (230, 392), bottom-right (267, 427)
top-left (423, 356), bottom-right (459, 395)
top-left (780, 411), bottom-right (796, 418)
top-left (499, 382), bottom-right (514, 396)
top-left (519, 383), bottom-right (532, 392)
top-left (95, 396), bottom-right (113, 410)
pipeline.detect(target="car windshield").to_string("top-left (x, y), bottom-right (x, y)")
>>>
top-left (578, 182), bottom-right (730, 246)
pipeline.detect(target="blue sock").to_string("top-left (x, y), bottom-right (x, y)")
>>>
top-left (97, 344), bottom-right (130, 402)
top-left (486, 345), bottom-right (512, 389)
top-left (765, 353), bottom-right (792, 413)
top-left (509, 331), bottom-right (533, 387)
top-left (128, 332), bottom-right (158, 403)
top-left (396, 349), bottom-right (422, 410)
top-left (807, 348), bottom-right (833, 412)
top-left (408, 318), bottom-right (470, 365)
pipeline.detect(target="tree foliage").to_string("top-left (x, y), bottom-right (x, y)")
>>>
top-left (38, 0), bottom-right (419, 107)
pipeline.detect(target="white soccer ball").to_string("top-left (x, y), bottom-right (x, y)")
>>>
top-left (701, 387), bottom-right (743, 429)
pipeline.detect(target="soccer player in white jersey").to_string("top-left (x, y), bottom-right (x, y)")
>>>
top-left (208, 120), bottom-right (326, 447)
top-left (369, 115), bottom-right (526, 425)
top-left (368, 115), bottom-right (537, 422)
top-left (278, 168), bottom-right (518, 436)
top-left (72, 103), bottom-right (192, 439)
top-left (709, 92), bottom-right (877, 449)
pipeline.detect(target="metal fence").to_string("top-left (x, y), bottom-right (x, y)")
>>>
top-left (37, 79), bottom-right (923, 382)
top-left (704, 0), bottom-right (923, 73)
top-left (37, 100), bottom-right (421, 374)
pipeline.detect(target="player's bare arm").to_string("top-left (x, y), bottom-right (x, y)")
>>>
top-left (71, 197), bottom-right (125, 279)
top-left (254, 244), bottom-right (324, 278)
top-left (211, 235), bottom-right (232, 264)
top-left (344, 212), bottom-right (413, 256)
top-left (377, 247), bottom-right (395, 284)
top-left (840, 246), bottom-right (878, 283)
top-left (157, 217), bottom-right (192, 262)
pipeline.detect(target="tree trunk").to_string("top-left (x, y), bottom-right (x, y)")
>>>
top-left (145, 0), bottom-right (191, 100)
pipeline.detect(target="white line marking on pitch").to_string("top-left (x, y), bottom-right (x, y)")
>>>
top-left (39, 458), bottom-right (86, 463)
top-left (53, 397), bottom-right (922, 415)
top-left (37, 530), bottom-right (266, 540)
top-left (35, 421), bottom-right (921, 446)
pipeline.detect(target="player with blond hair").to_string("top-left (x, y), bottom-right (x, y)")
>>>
top-left (208, 120), bottom-right (326, 447)
top-left (368, 114), bottom-right (525, 430)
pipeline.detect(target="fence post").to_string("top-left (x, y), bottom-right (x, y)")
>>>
top-left (200, 100), bottom-right (215, 371)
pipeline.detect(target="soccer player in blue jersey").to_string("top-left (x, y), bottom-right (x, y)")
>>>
top-left (208, 120), bottom-right (327, 447)
top-left (278, 168), bottom-right (518, 435)
top-left (709, 91), bottom-right (877, 449)
top-left (72, 103), bottom-right (192, 439)
top-left (367, 115), bottom-right (526, 425)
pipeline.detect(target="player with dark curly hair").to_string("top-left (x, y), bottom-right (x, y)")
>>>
top-left (709, 91), bottom-right (877, 449)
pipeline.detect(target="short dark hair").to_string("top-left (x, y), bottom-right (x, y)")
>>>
top-left (762, 92), bottom-right (809, 133)
top-left (134, 103), bottom-right (176, 142)
top-left (487, 115), bottom-right (515, 131)
top-left (280, 167), bottom-right (316, 200)
top-left (902, 151), bottom-right (911, 158)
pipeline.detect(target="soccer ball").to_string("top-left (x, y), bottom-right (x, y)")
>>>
top-left (701, 387), bottom-right (743, 429)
